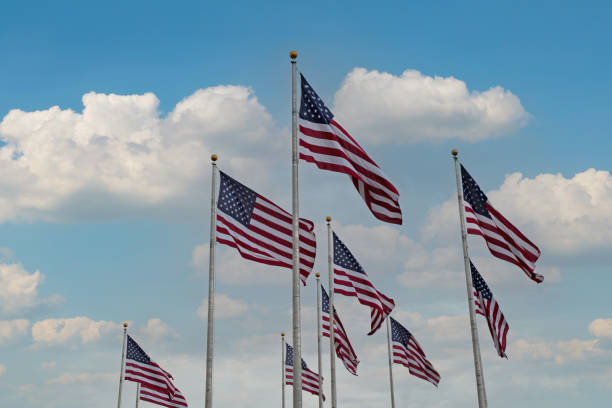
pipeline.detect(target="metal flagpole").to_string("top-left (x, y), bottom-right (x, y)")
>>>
top-left (385, 317), bottom-right (396, 408)
top-left (135, 384), bottom-right (140, 408)
top-left (315, 273), bottom-right (324, 408)
top-left (205, 154), bottom-right (218, 408)
top-left (290, 49), bottom-right (303, 408)
top-left (452, 149), bottom-right (488, 408)
top-left (281, 332), bottom-right (286, 408)
top-left (117, 322), bottom-right (128, 408)
top-left (326, 216), bottom-right (337, 408)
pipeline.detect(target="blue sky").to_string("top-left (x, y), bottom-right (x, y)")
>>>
top-left (1, 1), bottom-right (611, 407)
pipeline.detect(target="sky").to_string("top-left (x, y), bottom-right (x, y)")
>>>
top-left (1, 1), bottom-right (611, 407)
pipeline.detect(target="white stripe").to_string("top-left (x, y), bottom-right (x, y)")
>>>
top-left (369, 201), bottom-right (402, 219)
top-left (216, 228), bottom-right (281, 264)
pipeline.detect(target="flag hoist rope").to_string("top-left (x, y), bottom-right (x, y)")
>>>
top-left (281, 333), bottom-right (286, 408)
top-left (326, 217), bottom-right (338, 408)
top-left (205, 154), bottom-right (218, 408)
top-left (385, 317), bottom-right (396, 408)
top-left (452, 149), bottom-right (488, 408)
top-left (117, 322), bottom-right (128, 408)
top-left (290, 49), bottom-right (303, 408)
top-left (315, 274), bottom-right (324, 408)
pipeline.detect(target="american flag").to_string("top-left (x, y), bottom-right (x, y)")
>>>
top-left (284, 343), bottom-right (325, 400)
top-left (216, 171), bottom-right (316, 285)
top-left (321, 284), bottom-right (359, 375)
top-left (332, 231), bottom-right (395, 335)
top-left (471, 260), bottom-right (509, 358)
top-left (124, 335), bottom-right (185, 403)
top-left (140, 383), bottom-right (188, 408)
top-left (461, 164), bottom-right (543, 283)
top-left (298, 74), bottom-right (402, 225)
top-left (390, 317), bottom-right (440, 387)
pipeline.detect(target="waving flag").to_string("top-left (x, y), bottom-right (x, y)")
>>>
top-left (298, 74), bottom-right (402, 225)
top-left (332, 231), bottom-right (395, 335)
top-left (140, 383), bottom-right (188, 408)
top-left (216, 171), bottom-right (316, 285)
top-left (390, 317), bottom-right (440, 387)
top-left (285, 343), bottom-right (325, 399)
top-left (471, 260), bottom-right (509, 358)
top-left (321, 284), bottom-right (359, 375)
top-left (124, 335), bottom-right (185, 403)
top-left (461, 164), bottom-right (543, 283)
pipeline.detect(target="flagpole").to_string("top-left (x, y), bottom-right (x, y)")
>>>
top-left (326, 216), bottom-right (337, 408)
top-left (117, 322), bottom-right (128, 408)
top-left (315, 273), bottom-right (324, 408)
top-left (290, 49), bottom-right (303, 408)
top-left (281, 332), bottom-right (286, 408)
top-left (205, 153), bottom-right (218, 408)
top-left (135, 384), bottom-right (140, 408)
top-left (385, 317), bottom-right (396, 408)
top-left (452, 149), bottom-right (488, 408)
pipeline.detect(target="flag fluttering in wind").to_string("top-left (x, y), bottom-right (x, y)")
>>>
top-left (140, 384), bottom-right (188, 408)
top-left (298, 74), bottom-right (402, 225)
top-left (332, 231), bottom-right (395, 335)
top-left (461, 164), bottom-right (542, 283)
top-left (216, 171), bottom-right (316, 285)
top-left (321, 284), bottom-right (359, 375)
top-left (389, 317), bottom-right (440, 387)
top-left (285, 343), bottom-right (325, 399)
top-left (471, 260), bottom-right (510, 358)
top-left (124, 335), bottom-right (187, 406)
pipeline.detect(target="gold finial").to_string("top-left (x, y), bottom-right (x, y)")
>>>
top-left (451, 149), bottom-right (458, 157)
top-left (289, 50), bottom-right (298, 59)
top-left (211, 154), bottom-right (218, 162)
top-left (326, 216), bottom-right (331, 222)
top-left (315, 273), bottom-right (320, 278)
top-left (123, 322), bottom-right (128, 328)
top-left (281, 332), bottom-right (285, 337)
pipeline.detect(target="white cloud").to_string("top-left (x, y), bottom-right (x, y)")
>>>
top-left (332, 67), bottom-right (529, 144)
top-left (0, 319), bottom-right (30, 345)
top-left (589, 318), bottom-right (612, 339)
top-left (31, 317), bottom-right (117, 346)
top-left (0, 364), bottom-right (6, 376)
top-left (197, 294), bottom-right (248, 320)
top-left (47, 372), bottom-right (115, 385)
top-left (41, 361), bottom-right (56, 369)
top-left (139, 318), bottom-right (177, 341)
top-left (423, 168), bottom-right (612, 255)
top-left (512, 338), bottom-right (603, 364)
top-left (0, 87), bottom-right (284, 222)
top-left (0, 263), bottom-right (63, 316)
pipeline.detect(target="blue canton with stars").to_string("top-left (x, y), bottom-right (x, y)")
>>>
top-left (470, 261), bottom-right (493, 300)
top-left (390, 317), bottom-right (413, 347)
top-left (299, 74), bottom-right (334, 125)
top-left (321, 285), bottom-right (334, 314)
top-left (461, 164), bottom-right (492, 218)
top-left (285, 343), bottom-right (308, 370)
top-left (126, 335), bottom-right (152, 364)
top-left (218, 171), bottom-right (257, 227)
top-left (333, 232), bottom-right (365, 274)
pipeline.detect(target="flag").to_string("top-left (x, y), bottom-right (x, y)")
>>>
top-left (298, 74), bottom-right (402, 225)
top-left (124, 335), bottom-right (183, 401)
top-left (390, 317), bottom-right (440, 387)
top-left (471, 260), bottom-right (509, 358)
top-left (321, 284), bottom-right (359, 375)
top-left (216, 171), bottom-right (316, 285)
top-left (285, 342), bottom-right (325, 400)
top-left (140, 383), bottom-right (188, 408)
top-left (461, 164), bottom-right (543, 283)
top-left (332, 231), bottom-right (395, 335)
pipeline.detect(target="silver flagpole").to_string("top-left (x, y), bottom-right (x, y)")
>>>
top-left (326, 216), bottom-right (337, 408)
top-left (117, 322), bottom-right (128, 408)
top-left (290, 49), bottom-right (303, 408)
top-left (315, 273), bottom-right (324, 408)
top-left (281, 332), bottom-right (286, 408)
top-left (205, 154), bottom-right (218, 408)
top-left (385, 317), bottom-right (396, 408)
top-left (452, 149), bottom-right (488, 408)
top-left (135, 384), bottom-right (140, 408)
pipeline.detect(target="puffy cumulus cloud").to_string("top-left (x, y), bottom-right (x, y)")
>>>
top-left (0, 263), bottom-right (63, 316)
top-left (47, 372), bottom-right (114, 385)
top-left (332, 68), bottom-right (529, 144)
top-left (512, 338), bottom-right (603, 364)
top-left (423, 168), bottom-right (612, 256)
top-left (31, 317), bottom-right (117, 346)
top-left (197, 294), bottom-right (248, 320)
top-left (0, 319), bottom-right (30, 345)
top-left (0, 87), bottom-right (285, 222)
top-left (589, 318), bottom-right (612, 339)
top-left (138, 318), bottom-right (178, 341)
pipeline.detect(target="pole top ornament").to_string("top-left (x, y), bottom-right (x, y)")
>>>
top-left (290, 50), bottom-right (298, 59)
top-left (326, 216), bottom-right (331, 222)
top-left (281, 332), bottom-right (285, 337)
top-left (451, 149), bottom-right (458, 157)
top-left (315, 273), bottom-right (320, 278)
top-left (123, 322), bottom-right (128, 328)
top-left (211, 154), bottom-right (218, 162)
